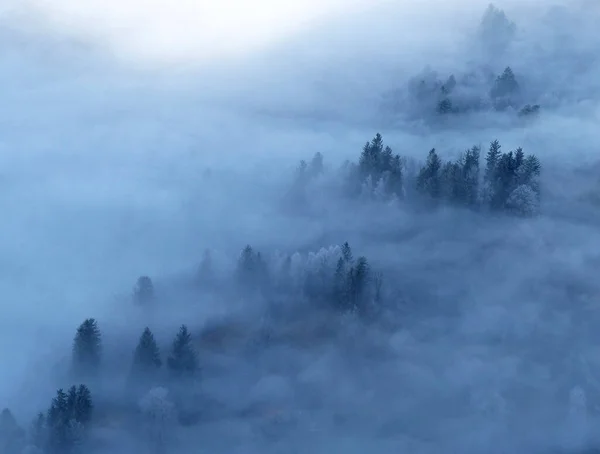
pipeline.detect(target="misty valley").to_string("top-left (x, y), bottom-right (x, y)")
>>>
top-left (2, 1), bottom-right (600, 454)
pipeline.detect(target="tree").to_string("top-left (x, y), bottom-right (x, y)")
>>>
top-left (478, 4), bottom-right (516, 55)
top-left (333, 257), bottom-right (347, 308)
top-left (490, 67), bottom-right (519, 109)
top-left (167, 325), bottom-right (198, 379)
top-left (29, 413), bottom-right (46, 449)
top-left (506, 184), bottom-right (539, 216)
top-left (347, 257), bottom-right (370, 312)
top-left (309, 152), bottom-right (324, 177)
top-left (462, 145), bottom-right (480, 207)
top-left (1, 408), bottom-right (25, 454)
top-left (484, 140), bottom-right (501, 183)
top-left (133, 276), bottom-right (155, 305)
top-left (46, 389), bottom-right (70, 453)
top-left (72, 319), bottom-right (101, 376)
top-left (139, 387), bottom-right (176, 454)
top-left (236, 245), bottom-right (268, 290)
top-left (340, 242), bottom-right (353, 263)
top-left (197, 249), bottom-right (213, 286)
top-left (132, 327), bottom-right (162, 383)
top-left (416, 148), bottom-right (442, 199)
top-left (73, 385), bottom-right (93, 426)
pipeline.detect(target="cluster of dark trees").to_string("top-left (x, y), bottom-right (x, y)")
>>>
top-left (339, 133), bottom-right (541, 216)
top-left (411, 65), bottom-right (539, 117)
top-left (416, 140), bottom-right (541, 214)
top-left (235, 241), bottom-right (377, 316)
top-left (1, 318), bottom-right (200, 453)
top-left (400, 4), bottom-right (541, 118)
top-left (29, 385), bottom-right (93, 454)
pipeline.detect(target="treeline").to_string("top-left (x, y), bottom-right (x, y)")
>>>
top-left (134, 241), bottom-right (381, 317)
top-left (296, 133), bottom-right (541, 216)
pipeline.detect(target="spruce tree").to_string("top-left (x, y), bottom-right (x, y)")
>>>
top-left (132, 327), bottom-right (162, 378)
top-left (30, 413), bottom-right (46, 449)
top-left (333, 257), bottom-right (347, 307)
top-left (484, 140), bottom-right (501, 184)
top-left (167, 325), bottom-right (198, 379)
top-left (72, 319), bottom-right (101, 376)
top-left (133, 276), bottom-right (154, 305)
top-left (74, 385), bottom-right (93, 426)
top-left (341, 242), bottom-right (353, 263)
top-left (416, 148), bottom-right (442, 199)
top-left (347, 257), bottom-right (370, 312)
top-left (462, 145), bottom-right (480, 207)
top-left (46, 389), bottom-right (69, 454)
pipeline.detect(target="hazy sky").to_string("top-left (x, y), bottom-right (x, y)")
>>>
top-left (24, 0), bottom-right (370, 61)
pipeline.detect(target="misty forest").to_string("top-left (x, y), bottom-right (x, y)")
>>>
top-left (2, 1), bottom-right (600, 453)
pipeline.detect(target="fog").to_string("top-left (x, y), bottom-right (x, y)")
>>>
top-left (1, 0), bottom-right (600, 453)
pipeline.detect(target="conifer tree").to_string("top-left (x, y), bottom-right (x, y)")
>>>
top-left (341, 242), bottom-right (353, 263)
top-left (484, 140), bottom-right (501, 184)
top-left (347, 257), bottom-right (370, 312)
top-left (416, 148), bottom-right (442, 199)
top-left (197, 248), bottom-right (213, 286)
top-left (72, 319), bottom-right (101, 376)
top-left (133, 276), bottom-right (155, 305)
top-left (30, 413), bottom-right (46, 449)
top-left (333, 257), bottom-right (347, 308)
top-left (74, 385), bottom-right (93, 426)
top-left (462, 145), bottom-right (480, 206)
top-left (46, 389), bottom-right (69, 453)
top-left (167, 325), bottom-right (198, 379)
top-left (309, 152), bottom-right (324, 177)
top-left (132, 327), bottom-right (162, 379)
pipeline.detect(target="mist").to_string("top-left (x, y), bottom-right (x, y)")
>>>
top-left (1, 0), bottom-right (600, 453)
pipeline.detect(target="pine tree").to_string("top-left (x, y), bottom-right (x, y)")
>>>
top-left (134, 276), bottom-right (155, 305)
top-left (416, 148), bottom-right (442, 199)
top-left (74, 385), bottom-right (93, 426)
top-left (30, 413), bottom-right (46, 449)
top-left (490, 67), bottom-right (519, 104)
top-left (332, 257), bottom-right (347, 308)
top-left (167, 325), bottom-right (198, 379)
top-left (347, 257), bottom-right (370, 312)
top-left (309, 152), bottom-right (324, 177)
top-left (132, 327), bottom-right (162, 378)
top-left (72, 319), bottom-right (101, 376)
top-left (66, 386), bottom-right (78, 420)
top-left (463, 145), bottom-right (480, 206)
top-left (197, 249), bottom-right (213, 286)
top-left (484, 140), bottom-right (501, 184)
top-left (46, 389), bottom-right (69, 454)
top-left (341, 242), bottom-right (353, 263)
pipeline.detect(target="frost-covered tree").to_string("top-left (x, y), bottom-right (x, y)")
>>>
top-left (506, 184), bottom-right (539, 216)
top-left (139, 387), bottom-right (176, 454)
top-left (72, 319), bottom-right (101, 376)
top-left (167, 325), bottom-right (198, 379)
top-left (133, 276), bottom-right (155, 305)
top-left (341, 242), bottom-right (353, 263)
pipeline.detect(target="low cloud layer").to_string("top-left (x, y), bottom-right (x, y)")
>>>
top-left (1, 1), bottom-right (600, 453)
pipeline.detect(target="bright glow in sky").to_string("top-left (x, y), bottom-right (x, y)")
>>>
top-left (27, 0), bottom-right (368, 62)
